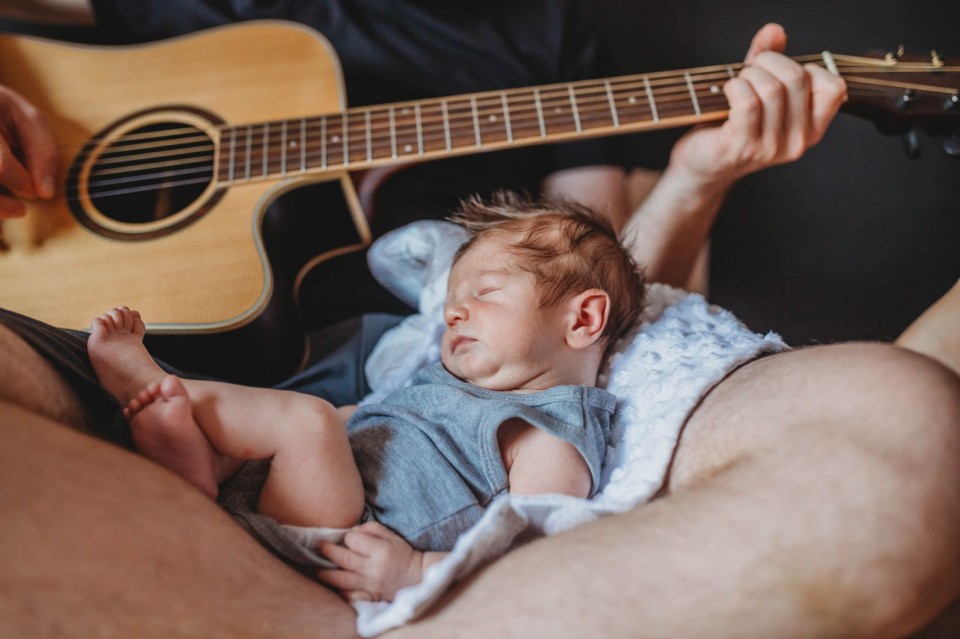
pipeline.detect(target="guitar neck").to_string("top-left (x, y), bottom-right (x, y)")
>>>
top-left (215, 57), bottom-right (821, 184)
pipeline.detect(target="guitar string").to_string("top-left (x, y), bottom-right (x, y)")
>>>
top-left (79, 79), bottom-right (940, 192)
top-left (81, 69), bottom-right (752, 166)
top-left (82, 64), bottom-right (950, 173)
top-left (69, 82), bottom-right (948, 200)
top-left (78, 76), bottom-right (949, 189)
top-left (73, 74), bottom-right (944, 191)
top-left (41, 71), bottom-right (953, 202)
top-left (69, 59), bottom-right (951, 178)
top-left (54, 56), bottom-right (954, 153)
top-left (83, 60), bottom-right (958, 165)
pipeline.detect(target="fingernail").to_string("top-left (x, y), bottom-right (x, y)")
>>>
top-left (41, 175), bottom-right (55, 198)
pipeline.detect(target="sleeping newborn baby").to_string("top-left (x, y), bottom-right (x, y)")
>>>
top-left (85, 192), bottom-right (645, 602)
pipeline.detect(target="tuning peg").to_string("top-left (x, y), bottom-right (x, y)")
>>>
top-left (898, 89), bottom-right (916, 109)
top-left (902, 128), bottom-right (922, 158)
top-left (942, 132), bottom-right (960, 157)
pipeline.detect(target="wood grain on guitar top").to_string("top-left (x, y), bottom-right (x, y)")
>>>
top-left (0, 21), bottom-right (368, 332)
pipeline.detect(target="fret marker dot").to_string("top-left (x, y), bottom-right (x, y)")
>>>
top-left (331, 135), bottom-right (340, 143)
top-left (289, 141), bottom-right (298, 148)
top-left (710, 85), bottom-right (721, 94)
top-left (403, 144), bottom-right (413, 153)
top-left (628, 96), bottom-right (637, 104)
top-left (488, 114), bottom-right (498, 122)
top-left (401, 108), bottom-right (410, 116)
top-left (554, 107), bottom-right (563, 114)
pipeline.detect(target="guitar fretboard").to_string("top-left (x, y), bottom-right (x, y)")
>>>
top-left (215, 66), bottom-right (742, 184)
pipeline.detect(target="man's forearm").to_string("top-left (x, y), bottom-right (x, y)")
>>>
top-left (623, 166), bottom-right (731, 288)
top-left (0, 0), bottom-right (94, 26)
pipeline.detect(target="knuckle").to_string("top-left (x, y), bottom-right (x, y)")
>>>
top-left (781, 64), bottom-right (807, 89)
top-left (755, 80), bottom-right (784, 102)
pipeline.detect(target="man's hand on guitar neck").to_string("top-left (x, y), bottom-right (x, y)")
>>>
top-left (0, 85), bottom-right (57, 219)
top-left (668, 22), bottom-right (848, 191)
top-left (619, 23), bottom-right (848, 288)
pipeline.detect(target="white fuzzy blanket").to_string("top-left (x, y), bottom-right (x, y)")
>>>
top-left (287, 221), bottom-right (788, 636)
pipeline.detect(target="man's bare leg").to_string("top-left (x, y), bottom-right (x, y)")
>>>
top-left (0, 400), bottom-right (360, 639)
top-left (0, 323), bottom-right (89, 431)
top-left (394, 344), bottom-right (960, 639)
top-left (896, 278), bottom-right (960, 377)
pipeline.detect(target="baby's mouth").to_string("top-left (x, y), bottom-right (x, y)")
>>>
top-left (450, 335), bottom-right (477, 353)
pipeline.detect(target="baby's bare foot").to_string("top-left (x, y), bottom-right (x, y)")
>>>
top-left (87, 306), bottom-right (167, 406)
top-left (128, 375), bottom-right (220, 499)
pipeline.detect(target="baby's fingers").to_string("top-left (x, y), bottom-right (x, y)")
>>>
top-left (318, 540), bottom-right (365, 571)
top-left (316, 568), bottom-right (364, 592)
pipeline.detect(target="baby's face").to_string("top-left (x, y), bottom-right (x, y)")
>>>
top-left (441, 237), bottom-right (569, 391)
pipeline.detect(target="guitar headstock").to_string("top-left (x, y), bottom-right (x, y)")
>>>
top-left (832, 48), bottom-right (960, 156)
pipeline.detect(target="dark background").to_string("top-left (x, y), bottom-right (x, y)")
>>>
top-left (3, 1), bottom-right (959, 347)
top-left (593, 0), bottom-right (960, 346)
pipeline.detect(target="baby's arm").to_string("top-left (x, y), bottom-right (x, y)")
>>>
top-left (317, 521), bottom-right (447, 602)
top-left (498, 419), bottom-right (592, 498)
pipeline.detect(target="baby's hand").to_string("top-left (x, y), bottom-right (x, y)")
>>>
top-left (317, 521), bottom-right (425, 602)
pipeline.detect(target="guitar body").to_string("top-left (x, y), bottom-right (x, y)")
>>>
top-left (0, 21), bottom-right (370, 335)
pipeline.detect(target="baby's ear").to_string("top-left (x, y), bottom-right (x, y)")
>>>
top-left (565, 289), bottom-right (609, 350)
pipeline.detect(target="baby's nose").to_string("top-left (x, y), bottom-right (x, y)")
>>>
top-left (444, 302), bottom-right (467, 325)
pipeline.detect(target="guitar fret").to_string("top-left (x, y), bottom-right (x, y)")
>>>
top-left (605, 80), bottom-right (621, 128)
top-left (533, 89), bottom-right (547, 137)
top-left (244, 124), bottom-right (252, 180)
top-left (341, 112), bottom-right (349, 166)
top-left (644, 76), bottom-right (660, 123)
top-left (320, 115), bottom-right (327, 169)
top-left (441, 99), bottom-right (452, 151)
top-left (280, 120), bottom-right (287, 176)
top-left (395, 105), bottom-right (418, 156)
top-left (415, 103), bottom-right (424, 155)
top-left (227, 127), bottom-right (236, 182)
top-left (365, 109), bottom-right (373, 162)
top-left (262, 122), bottom-right (269, 177)
top-left (685, 71), bottom-right (701, 116)
top-left (567, 85), bottom-right (582, 133)
top-left (470, 96), bottom-right (482, 146)
top-left (300, 117), bottom-right (307, 172)
top-left (501, 92), bottom-right (513, 143)
top-left (389, 106), bottom-right (397, 159)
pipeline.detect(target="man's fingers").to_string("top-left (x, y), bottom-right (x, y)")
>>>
top-left (0, 134), bottom-right (36, 199)
top-left (722, 76), bottom-right (762, 148)
top-left (749, 51), bottom-right (814, 158)
top-left (805, 63), bottom-right (848, 145)
top-left (9, 97), bottom-right (57, 199)
top-left (744, 23), bottom-right (786, 64)
top-left (736, 65), bottom-right (786, 156)
top-left (0, 194), bottom-right (27, 219)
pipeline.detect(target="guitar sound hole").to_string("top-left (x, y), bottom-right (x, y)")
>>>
top-left (87, 122), bottom-right (214, 224)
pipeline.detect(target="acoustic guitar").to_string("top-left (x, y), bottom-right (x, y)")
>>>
top-left (0, 21), bottom-right (956, 382)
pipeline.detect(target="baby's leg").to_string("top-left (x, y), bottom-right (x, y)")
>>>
top-left (89, 307), bottom-right (365, 527)
top-left (88, 308), bottom-right (228, 497)
top-left (185, 380), bottom-right (365, 528)
top-left (126, 375), bottom-right (222, 499)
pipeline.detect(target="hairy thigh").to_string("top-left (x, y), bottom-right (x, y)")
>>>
top-left (0, 323), bottom-right (90, 430)
top-left (666, 343), bottom-right (960, 494)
